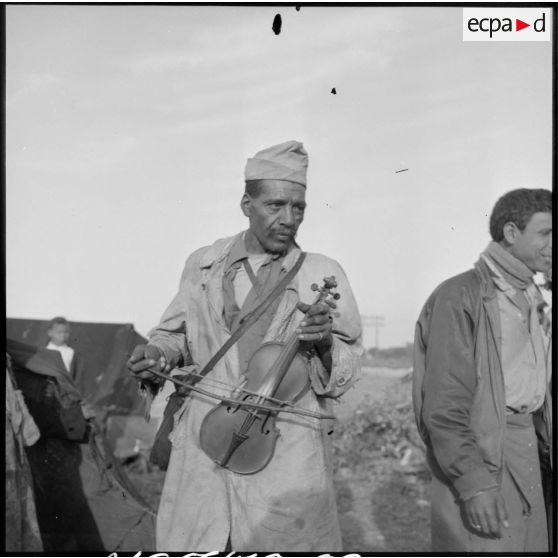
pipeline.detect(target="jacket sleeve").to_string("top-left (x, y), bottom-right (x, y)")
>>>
top-left (308, 260), bottom-right (363, 398)
top-left (147, 250), bottom-right (204, 368)
top-left (420, 283), bottom-right (498, 501)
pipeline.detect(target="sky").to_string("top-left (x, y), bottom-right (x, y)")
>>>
top-left (6, 5), bottom-right (553, 349)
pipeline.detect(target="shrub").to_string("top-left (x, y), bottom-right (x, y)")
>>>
top-left (332, 380), bottom-right (428, 478)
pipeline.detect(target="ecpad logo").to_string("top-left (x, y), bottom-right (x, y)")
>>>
top-left (463, 8), bottom-right (551, 41)
top-left (468, 14), bottom-right (545, 37)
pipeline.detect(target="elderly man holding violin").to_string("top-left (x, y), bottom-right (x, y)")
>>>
top-left (127, 140), bottom-right (362, 552)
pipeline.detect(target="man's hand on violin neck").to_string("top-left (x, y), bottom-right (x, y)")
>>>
top-left (296, 301), bottom-right (334, 347)
top-left (127, 344), bottom-right (172, 380)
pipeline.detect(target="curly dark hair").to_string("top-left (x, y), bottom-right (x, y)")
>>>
top-left (489, 188), bottom-right (552, 242)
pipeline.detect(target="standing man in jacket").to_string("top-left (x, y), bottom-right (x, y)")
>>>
top-left (127, 140), bottom-right (362, 552)
top-left (413, 188), bottom-right (552, 552)
top-left (46, 317), bottom-right (87, 396)
top-left (46, 317), bottom-right (81, 383)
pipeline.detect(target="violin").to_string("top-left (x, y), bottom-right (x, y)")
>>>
top-left (199, 276), bottom-right (340, 475)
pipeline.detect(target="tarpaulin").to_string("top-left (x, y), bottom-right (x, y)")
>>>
top-left (7, 337), bottom-right (156, 552)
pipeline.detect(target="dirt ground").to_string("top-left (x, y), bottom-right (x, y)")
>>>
top-left (333, 367), bottom-right (431, 552)
top-left (127, 367), bottom-right (431, 553)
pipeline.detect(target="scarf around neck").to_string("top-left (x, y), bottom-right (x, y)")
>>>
top-left (482, 241), bottom-right (534, 290)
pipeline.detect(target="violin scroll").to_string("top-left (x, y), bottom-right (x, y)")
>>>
top-left (310, 276), bottom-right (341, 306)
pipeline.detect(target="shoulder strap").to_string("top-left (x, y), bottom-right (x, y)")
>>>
top-left (196, 251), bottom-right (306, 379)
top-left (242, 259), bottom-right (263, 297)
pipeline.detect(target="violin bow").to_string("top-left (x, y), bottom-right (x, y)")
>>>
top-left (144, 367), bottom-right (335, 420)
top-left (142, 275), bottom-right (343, 421)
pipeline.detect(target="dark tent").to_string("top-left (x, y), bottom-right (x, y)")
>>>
top-left (6, 338), bottom-right (156, 552)
top-left (6, 318), bottom-right (146, 412)
top-left (6, 318), bottom-right (158, 456)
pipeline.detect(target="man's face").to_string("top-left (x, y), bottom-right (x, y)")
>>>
top-left (242, 180), bottom-right (306, 254)
top-left (48, 323), bottom-right (70, 346)
top-left (508, 212), bottom-right (552, 272)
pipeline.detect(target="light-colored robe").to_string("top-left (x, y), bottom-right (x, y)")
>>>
top-left (148, 233), bottom-right (362, 552)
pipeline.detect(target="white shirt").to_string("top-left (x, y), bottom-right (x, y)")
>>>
top-left (46, 342), bottom-right (74, 373)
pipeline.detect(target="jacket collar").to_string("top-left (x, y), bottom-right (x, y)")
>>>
top-left (199, 234), bottom-right (240, 269)
top-left (199, 231), bottom-right (302, 271)
top-left (474, 256), bottom-right (498, 302)
top-left (474, 256), bottom-right (504, 395)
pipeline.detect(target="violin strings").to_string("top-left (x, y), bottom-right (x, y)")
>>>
top-left (147, 368), bottom-right (333, 420)
top-left (171, 372), bottom-right (311, 411)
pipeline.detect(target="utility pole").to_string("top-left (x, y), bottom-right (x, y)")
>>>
top-left (361, 315), bottom-right (385, 349)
